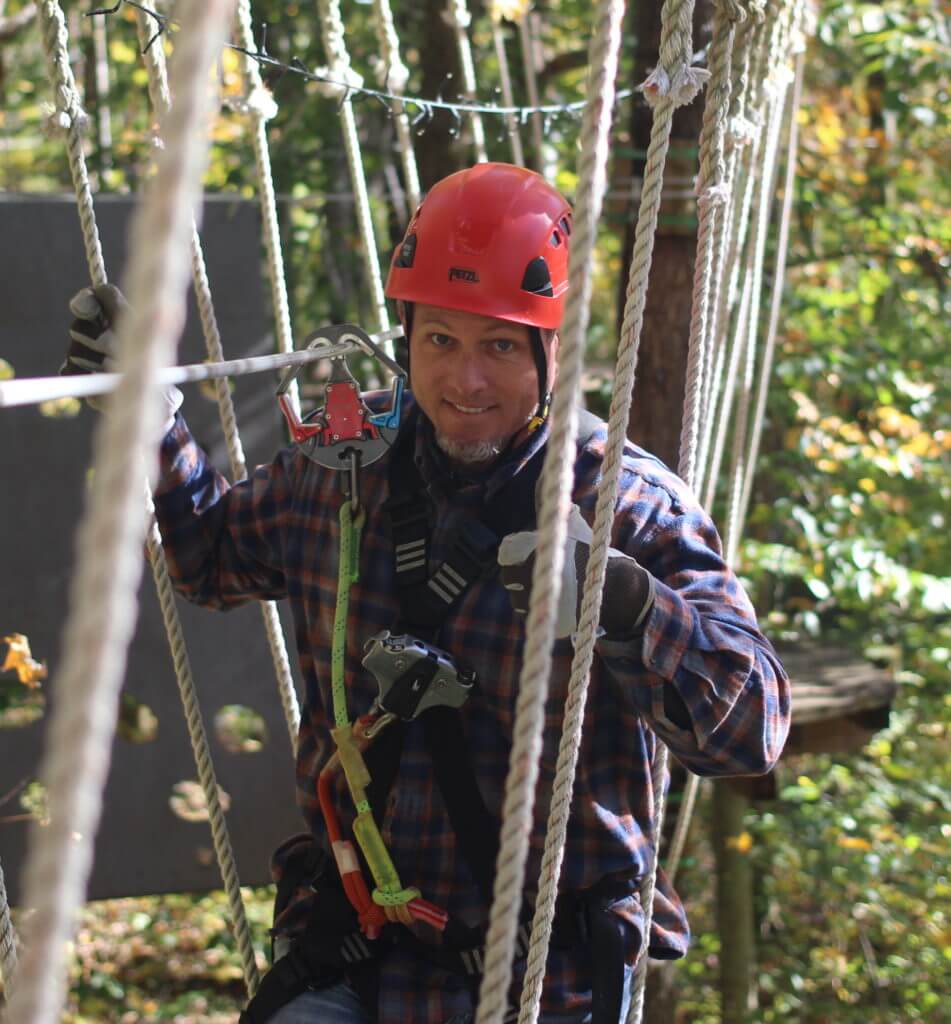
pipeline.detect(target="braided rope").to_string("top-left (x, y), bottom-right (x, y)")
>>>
top-left (371, 0), bottom-right (421, 210)
top-left (694, 6), bottom-right (762, 495)
top-left (677, 0), bottom-right (743, 491)
top-left (316, 0), bottom-right (391, 340)
top-left (38, 0), bottom-right (104, 287)
top-left (668, 0), bottom-right (798, 884)
top-left (146, 512), bottom-right (260, 994)
top-left (0, 858), bottom-right (17, 992)
top-left (491, 19), bottom-right (525, 166)
top-left (618, 4), bottom-right (708, 1015)
top-left (6, 5), bottom-right (240, 1021)
top-left (699, 11), bottom-right (771, 507)
top-left (518, 2), bottom-right (702, 1019)
top-left (723, 0), bottom-right (795, 561)
top-left (475, 2), bottom-right (628, 1020)
top-left (738, 28), bottom-right (805, 529)
top-left (136, 8), bottom-right (301, 753)
top-left (444, 0), bottom-right (488, 162)
top-left (234, 0), bottom-right (301, 419)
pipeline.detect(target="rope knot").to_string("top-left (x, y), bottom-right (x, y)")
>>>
top-left (371, 55), bottom-right (410, 93)
top-left (442, 1), bottom-right (473, 30)
top-left (718, 0), bottom-right (749, 22)
top-left (244, 83), bottom-right (279, 121)
top-left (639, 64), bottom-right (710, 109)
top-left (697, 182), bottom-right (731, 209)
top-left (42, 101), bottom-right (88, 138)
top-left (312, 62), bottom-right (364, 101)
top-left (728, 114), bottom-right (758, 146)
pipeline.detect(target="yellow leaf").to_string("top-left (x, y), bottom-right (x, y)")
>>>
top-left (109, 38), bottom-right (139, 65)
top-left (836, 835), bottom-right (872, 851)
top-left (896, 258), bottom-right (916, 273)
top-left (726, 831), bottom-right (753, 853)
top-left (0, 358), bottom-right (13, 380)
top-left (490, 0), bottom-right (532, 22)
top-left (2, 633), bottom-right (48, 687)
top-left (858, 478), bottom-right (877, 494)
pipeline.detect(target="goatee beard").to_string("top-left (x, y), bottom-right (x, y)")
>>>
top-left (435, 434), bottom-right (504, 466)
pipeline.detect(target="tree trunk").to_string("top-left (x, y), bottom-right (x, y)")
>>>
top-left (616, 0), bottom-right (713, 469)
top-left (712, 780), bottom-right (756, 1023)
top-left (614, 4), bottom-right (714, 1023)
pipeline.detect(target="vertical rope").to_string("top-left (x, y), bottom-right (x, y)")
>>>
top-left (444, 0), bottom-right (488, 162)
top-left (38, 0), bottom-right (105, 286)
top-left (0, 858), bottom-right (17, 992)
top-left (7, 5), bottom-right (240, 1021)
top-left (723, 0), bottom-right (796, 562)
top-left (136, 7), bottom-right (301, 754)
top-left (694, 6), bottom-right (762, 496)
top-left (233, 0), bottom-right (301, 419)
top-left (517, 2), bottom-right (706, 1019)
top-left (475, 1), bottom-right (629, 1020)
top-left (677, 0), bottom-right (745, 491)
top-left (371, 0), bottom-right (421, 210)
top-left (738, 29), bottom-right (805, 529)
top-left (491, 18), bottom-right (525, 166)
top-left (315, 0), bottom-right (392, 341)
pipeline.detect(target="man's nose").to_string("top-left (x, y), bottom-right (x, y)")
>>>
top-left (449, 350), bottom-right (490, 394)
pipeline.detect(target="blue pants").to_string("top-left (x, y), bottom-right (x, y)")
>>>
top-left (269, 968), bottom-right (634, 1023)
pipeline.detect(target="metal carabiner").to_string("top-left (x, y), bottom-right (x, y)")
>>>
top-left (276, 323), bottom-right (406, 471)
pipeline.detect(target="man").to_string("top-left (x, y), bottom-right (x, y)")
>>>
top-left (65, 163), bottom-right (790, 1024)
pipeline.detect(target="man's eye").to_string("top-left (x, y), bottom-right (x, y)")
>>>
top-left (430, 332), bottom-right (451, 346)
top-left (492, 339), bottom-right (515, 353)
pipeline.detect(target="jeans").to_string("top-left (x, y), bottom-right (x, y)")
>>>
top-left (268, 966), bottom-right (634, 1023)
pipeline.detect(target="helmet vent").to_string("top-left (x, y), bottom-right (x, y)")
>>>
top-left (550, 230), bottom-right (562, 247)
top-left (396, 233), bottom-right (417, 268)
top-left (521, 256), bottom-right (554, 298)
top-left (559, 216), bottom-right (572, 237)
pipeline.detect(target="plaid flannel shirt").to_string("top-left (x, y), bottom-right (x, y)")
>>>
top-left (154, 395), bottom-right (789, 1023)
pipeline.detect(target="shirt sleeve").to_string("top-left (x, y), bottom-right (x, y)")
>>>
top-left (594, 456), bottom-right (790, 778)
top-left (151, 412), bottom-right (293, 609)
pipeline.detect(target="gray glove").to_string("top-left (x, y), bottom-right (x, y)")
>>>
top-left (63, 284), bottom-right (183, 427)
top-left (498, 504), bottom-right (655, 639)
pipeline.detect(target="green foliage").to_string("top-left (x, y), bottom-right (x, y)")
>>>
top-left (0, 0), bottom-right (948, 1020)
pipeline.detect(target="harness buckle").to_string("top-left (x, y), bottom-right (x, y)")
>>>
top-left (362, 630), bottom-right (475, 721)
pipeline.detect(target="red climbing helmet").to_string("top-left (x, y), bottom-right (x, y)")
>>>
top-left (384, 162), bottom-right (572, 330)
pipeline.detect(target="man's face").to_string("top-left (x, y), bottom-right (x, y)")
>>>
top-left (409, 303), bottom-right (556, 468)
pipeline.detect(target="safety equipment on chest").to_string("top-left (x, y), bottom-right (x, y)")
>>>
top-left (276, 323), bottom-right (406, 508)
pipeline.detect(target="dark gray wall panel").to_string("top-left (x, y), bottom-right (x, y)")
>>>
top-left (0, 195), bottom-right (306, 903)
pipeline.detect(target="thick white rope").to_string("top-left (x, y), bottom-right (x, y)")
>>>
top-left (491, 18), bottom-right (525, 166)
top-left (233, 0), bottom-right (301, 419)
top-left (723, 0), bottom-right (796, 562)
top-left (667, 0), bottom-right (797, 884)
top-left (693, 5), bottom-right (763, 496)
top-left (475, 2), bottom-right (630, 1020)
top-left (444, 0), bottom-right (489, 162)
top-left (6, 4), bottom-right (239, 1022)
top-left (145, 506), bottom-right (260, 994)
top-left (136, 7), bottom-right (301, 754)
top-left (697, 11), bottom-right (771, 507)
top-left (677, 0), bottom-right (744, 494)
top-left (0, 858), bottom-right (17, 992)
top-left (315, 0), bottom-right (392, 341)
top-left (38, 0), bottom-right (104, 288)
top-left (517, 1), bottom-right (706, 1019)
top-left (370, 0), bottom-right (421, 211)
top-left (738, 35), bottom-right (805, 530)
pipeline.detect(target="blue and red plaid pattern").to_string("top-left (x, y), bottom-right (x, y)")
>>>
top-left (154, 396), bottom-right (790, 1023)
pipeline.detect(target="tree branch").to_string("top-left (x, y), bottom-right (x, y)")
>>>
top-left (0, 2), bottom-right (36, 43)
